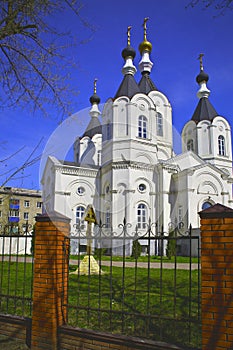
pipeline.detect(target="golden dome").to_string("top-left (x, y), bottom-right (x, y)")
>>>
top-left (139, 40), bottom-right (152, 54)
top-left (139, 18), bottom-right (152, 54)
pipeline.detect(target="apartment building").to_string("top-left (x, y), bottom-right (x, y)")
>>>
top-left (0, 187), bottom-right (42, 234)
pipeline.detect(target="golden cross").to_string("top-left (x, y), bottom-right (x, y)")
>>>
top-left (94, 78), bottom-right (97, 94)
top-left (127, 26), bottom-right (132, 46)
top-left (198, 53), bottom-right (204, 71)
top-left (143, 17), bottom-right (149, 41)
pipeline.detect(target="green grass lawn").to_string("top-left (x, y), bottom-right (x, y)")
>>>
top-left (0, 261), bottom-right (33, 317)
top-left (67, 263), bottom-right (201, 348)
top-left (0, 260), bottom-right (201, 349)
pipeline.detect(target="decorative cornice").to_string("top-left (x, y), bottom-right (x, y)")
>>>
top-left (111, 161), bottom-right (155, 171)
top-left (55, 165), bottom-right (98, 178)
top-left (159, 162), bottom-right (179, 173)
top-left (197, 191), bottom-right (218, 196)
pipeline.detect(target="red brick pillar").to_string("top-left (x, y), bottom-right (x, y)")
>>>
top-left (199, 203), bottom-right (233, 350)
top-left (31, 212), bottom-right (70, 350)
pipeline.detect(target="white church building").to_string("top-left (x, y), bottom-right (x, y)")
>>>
top-left (42, 20), bottom-right (233, 255)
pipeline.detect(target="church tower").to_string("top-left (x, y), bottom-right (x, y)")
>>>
top-left (73, 79), bottom-right (102, 167)
top-left (182, 55), bottom-right (232, 175)
top-left (100, 19), bottom-right (173, 240)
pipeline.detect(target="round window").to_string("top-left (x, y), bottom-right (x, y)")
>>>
top-left (138, 183), bottom-right (146, 192)
top-left (77, 186), bottom-right (85, 195)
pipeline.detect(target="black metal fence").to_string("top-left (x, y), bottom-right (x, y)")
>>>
top-left (0, 219), bottom-right (201, 348)
top-left (0, 223), bottom-right (34, 317)
top-left (64, 219), bottom-right (201, 349)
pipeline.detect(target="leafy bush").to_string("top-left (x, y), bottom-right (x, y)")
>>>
top-left (94, 248), bottom-right (107, 259)
top-left (131, 239), bottom-right (142, 259)
top-left (166, 230), bottom-right (177, 260)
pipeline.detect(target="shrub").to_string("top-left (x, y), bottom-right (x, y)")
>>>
top-left (131, 239), bottom-right (142, 259)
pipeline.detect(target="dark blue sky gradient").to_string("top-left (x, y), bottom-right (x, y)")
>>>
top-left (1, 0), bottom-right (233, 189)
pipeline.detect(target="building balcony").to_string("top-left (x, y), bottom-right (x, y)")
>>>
top-left (8, 217), bottom-right (20, 222)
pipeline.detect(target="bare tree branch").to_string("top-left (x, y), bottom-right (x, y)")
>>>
top-left (0, 146), bottom-right (25, 163)
top-left (0, 138), bottom-right (44, 187)
top-left (0, 0), bottom-right (97, 119)
top-left (186, 0), bottom-right (233, 15)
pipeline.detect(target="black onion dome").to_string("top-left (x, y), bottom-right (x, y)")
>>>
top-left (138, 72), bottom-right (157, 94)
top-left (191, 97), bottom-right (218, 123)
top-left (196, 70), bottom-right (209, 84)
top-left (83, 117), bottom-right (102, 138)
top-left (122, 45), bottom-right (136, 59)
top-left (89, 93), bottom-right (100, 105)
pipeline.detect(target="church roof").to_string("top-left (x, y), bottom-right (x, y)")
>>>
top-left (191, 56), bottom-right (218, 123)
top-left (191, 97), bottom-right (218, 123)
top-left (114, 74), bottom-right (140, 99)
top-left (82, 117), bottom-right (102, 138)
top-left (59, 160), bottom-right (100, 169)
top-left (138, 72), bottom-right (157, 94)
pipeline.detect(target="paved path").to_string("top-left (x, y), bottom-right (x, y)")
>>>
top-left (0, 256), bottom-right (199, 270)
top-left (69, 259), bottom-right (199, 270)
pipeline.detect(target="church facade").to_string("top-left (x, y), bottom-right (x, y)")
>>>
top-left (42, 21), bottom-right (233, 255)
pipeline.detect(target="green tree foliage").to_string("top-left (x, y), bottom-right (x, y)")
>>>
top-left (0, 1), bottom-right (96, 117)
top-left (131, 239), bottom-right (142, 259)
top-left (94, 247), bottom-right (107, 260)
top-left (166, 229), bottom-right (177, 260)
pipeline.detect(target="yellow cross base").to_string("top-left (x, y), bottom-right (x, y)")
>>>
top-left (70, 255), bottom-right (104, 275)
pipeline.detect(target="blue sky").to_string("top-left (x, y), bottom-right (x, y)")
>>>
top-left (1, 0), bottom-right (233, 190)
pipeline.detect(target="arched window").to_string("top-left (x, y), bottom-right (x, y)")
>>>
top-left (138, 116), bottom-right (147, 139)
top-left (106, 209), bottom-right (111, 228)
top-left (187, 139), bottom-right (194, 151)
top-left (218, 135), bottom-right (225, 156)
top-left (137, 203), bottom-right (147, 229)
top-left (76, 206), bottom-right (85, 225)
top-left (202, 202), bottom-right (212, 210)
top-left (97, 150), bottom-right (101, 165)
top-left (106, 122), bottom-right (111, 140)
top-left (157, 112), bottom-right (163, 136)
top-left (178, 205), bottom-right (183, 223)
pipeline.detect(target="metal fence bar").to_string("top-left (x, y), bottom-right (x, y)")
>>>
top-left (188, 230), bottom-right (192, 344)
top-left (173, 234), bottom-right (177, 339)
top-left (109, 233), bottom-right (113, 332)
top-left (0, 236), bottom-right (4, 311)
top-left (13, 235), bottom-right (20, 312)
top-left (133, 240), bottom-right (138, 334)
top-left (159, 226), bottom-right (164, 340)
top-left (121, 220), bottom-right (126, 334)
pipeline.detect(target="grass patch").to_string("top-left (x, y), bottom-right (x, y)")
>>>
top-left (68, 264), bottom-right (201, 348)
top-left (0, 261), bottom-right (33, 317)
top-left (0, 260), bottom-right (201, 348)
